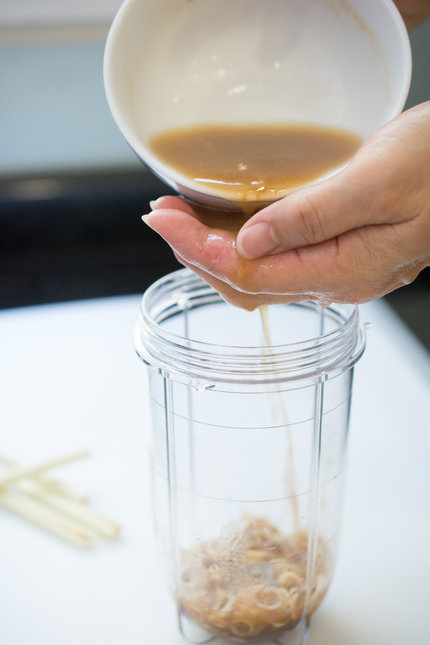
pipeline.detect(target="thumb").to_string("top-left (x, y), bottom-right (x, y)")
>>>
top-left (235, 100), bottom-right (430, 261)
top-left (236, 171), bottom-right (374, 260)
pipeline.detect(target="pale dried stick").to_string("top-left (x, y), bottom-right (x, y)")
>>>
top-left (29, 479), bottom-right (89, 504)
top-left (0, 490), bottom-right (93, 548)
top-left (15, 482), bottom-right (120, 539)
top-left (0, 450), bottom-right (90, 489)
top-left (0, 454), bottom-right (88, 503)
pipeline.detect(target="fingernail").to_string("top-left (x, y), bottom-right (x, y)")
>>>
top-left (141, 213), bottom-right (154, 228)
top-left (236, 222), bottom-right (280, 259)
top-left (149, 198), bottom-right (163, 210)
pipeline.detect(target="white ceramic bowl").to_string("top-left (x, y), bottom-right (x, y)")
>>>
top-left (104, 0), bottom-right (411, 208)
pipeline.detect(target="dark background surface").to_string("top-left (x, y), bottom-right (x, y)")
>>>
top-left (0, 171), bottom-right (179, 308)
top-left (1, 169), bottom-right (429, 351)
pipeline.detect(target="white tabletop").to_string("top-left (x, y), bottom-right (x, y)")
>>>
top-left (1, 295), bottom-right (429, 645)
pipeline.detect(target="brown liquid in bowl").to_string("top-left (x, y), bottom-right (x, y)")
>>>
top-left (149, 123), bottom-right (362, 222)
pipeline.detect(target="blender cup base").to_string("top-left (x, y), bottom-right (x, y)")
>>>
top-left (179, 609), bottom-right (308, 644)
top-left (272, 618), bottom-right (308, 645)
top-left (179, 610), bottom-right (213, 643)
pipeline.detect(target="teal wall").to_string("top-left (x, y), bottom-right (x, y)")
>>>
top-left (405, 19), bottom-right (430, 108)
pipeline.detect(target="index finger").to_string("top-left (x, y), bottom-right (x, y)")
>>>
top-left (143, 207), bottom-right (327, 297)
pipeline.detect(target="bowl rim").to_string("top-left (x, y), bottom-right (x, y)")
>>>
top-left (103, 0), bottom-right (412, 205)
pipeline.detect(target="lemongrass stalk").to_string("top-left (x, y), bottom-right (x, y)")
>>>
top-left (14, 481), bottom-right (120, 539)
top-left (0, 490), bottom-right (93, 548)
top-left (0, 457), bottom-right (88, 503)
top-left (0, 450), bottom-right (89, 489)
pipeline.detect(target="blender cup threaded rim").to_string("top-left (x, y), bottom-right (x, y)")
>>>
top-left (134, 269), bottom-right (366, 385)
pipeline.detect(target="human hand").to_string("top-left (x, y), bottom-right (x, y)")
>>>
top-left (394, 0), bottom-right (430, 29)
top-left (143, 102), bottom-right (430, 310)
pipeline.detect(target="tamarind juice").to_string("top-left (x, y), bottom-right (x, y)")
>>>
top-left (148, 122), bottom-right (362, 222)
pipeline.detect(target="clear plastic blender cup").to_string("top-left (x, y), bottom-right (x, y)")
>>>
top-left (134, 269), bottom-right (366, 645)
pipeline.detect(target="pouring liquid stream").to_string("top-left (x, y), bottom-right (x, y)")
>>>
top-left (258, 303), bottom-right (300, 531)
